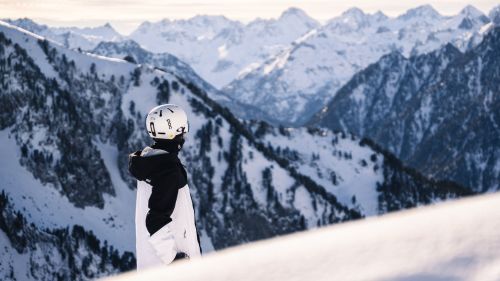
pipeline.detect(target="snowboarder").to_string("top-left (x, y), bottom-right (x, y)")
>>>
top-left (128, 104), bottom-right (201, 270)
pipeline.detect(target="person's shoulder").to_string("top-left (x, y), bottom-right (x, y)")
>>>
top-left (141, 146), bottom-right (169, 157)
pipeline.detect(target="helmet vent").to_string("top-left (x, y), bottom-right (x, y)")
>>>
top-left (149, 122), bottom-right (156, 137)
top-left (159, 110), bottom-right (162, 117)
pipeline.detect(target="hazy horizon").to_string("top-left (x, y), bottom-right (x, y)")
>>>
top-left (2, 0), bottom-right (498, 35)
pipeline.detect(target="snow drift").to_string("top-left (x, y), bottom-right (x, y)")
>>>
top-left (103, 193), bottom-right (500, 281)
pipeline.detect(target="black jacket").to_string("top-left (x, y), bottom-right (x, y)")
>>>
top-left (129, 148), bottom-right (187, 235)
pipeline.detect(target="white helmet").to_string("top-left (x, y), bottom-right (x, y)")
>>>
top-left (146, 104), bottom-right (189, 140)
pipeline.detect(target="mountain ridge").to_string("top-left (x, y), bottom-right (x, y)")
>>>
top-left (222, 4), bottom-right (493, 126)
top-left (310, 26), bottom-right (500, 192)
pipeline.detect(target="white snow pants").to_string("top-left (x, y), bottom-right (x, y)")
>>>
top-left (135, 181), bottom-right (201, 270)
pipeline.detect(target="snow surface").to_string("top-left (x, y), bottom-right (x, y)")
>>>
top-left (0, 230), bottom-right (32, 281)
top-left (0, 130), bottom-right (136, 253)
top-left (103, 193), bottom-right (500, 281)
top-left (261, 128), bottom-right (382, 216)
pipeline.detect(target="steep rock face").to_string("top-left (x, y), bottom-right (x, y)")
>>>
top-left (223, 5), bottom-right (491, 126)
top-left (311, 27), bottom-right (500, 192)
top-left (0, 21), bottom-right (472, 279)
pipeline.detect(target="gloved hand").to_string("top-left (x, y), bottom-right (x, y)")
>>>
top-left (148, 224), bottom-right (177, 265)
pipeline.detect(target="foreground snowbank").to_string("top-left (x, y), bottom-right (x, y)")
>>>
top-left (103, 193), bottom-right (500, 281)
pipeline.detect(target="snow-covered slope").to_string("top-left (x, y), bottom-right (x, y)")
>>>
top-left (3, 18), bottom-right (122, 50)
top-left (128, 8), bottom-right (319, 88)
top-left (311, 26), bottom-right (500, 192)
top-left (223, 5), bottom-right (492, 125)
top-left (246, 122), bottom-right (470, 216)
top-left (0, 191), bottom-right (135, 281)
top-left (0, 20), bottom-right (472, 280)
top-left (103, 192), bottom-right (500, 281)
top-left (90, 40), bottom-right (229, 103)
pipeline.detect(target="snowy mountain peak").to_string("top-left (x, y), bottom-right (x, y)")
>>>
top-left (132, 15), bottom-right (238, 40)
top-left (398, 4), bottom-right (441, 20)
top-left (187, 14), bottom-right (235, 26)
top-left (378, 50), bottom-right (406, 67)
top-left (3, 17), bottom-right (122, 50)
top-left (459, 5), bottom-right (490, 25)
top-left (429, 42), bottom-right (463, 63)
top-left (279, 7), bottom-right (308, 19)
top-left (460, 5), bottom-right (485, 17)
top-left (159, 18), bottom-right (171, 25)
top-left (95, 22), bottom-right (121, 36)
top-left (326, 7), bottom-right (373, 31)
top-left (136, 20), bottom-right (152, 31)
top-left (372, 11), bottom-right (389, 22)
top-left (277, 7), bottom-right (319, 28)
top-left (72, 23), bottom-right (121, 38)
top-left (94, 39), bottom-right (143, 54)
top-left (5, 17), bottom-right (40, 27)
top-left (341, 7), bottom-right (366, 19)
top-left (3, 18), bottom-right (48, 34)
top-left (440, 42), bottom-right (461, 56)
top-left (489, 5), bottom-right (500, 25)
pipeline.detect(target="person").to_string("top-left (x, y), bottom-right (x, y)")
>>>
top-left (128, 104), bottom-right (201, 270)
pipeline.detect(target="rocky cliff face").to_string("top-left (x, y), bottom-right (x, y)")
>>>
top-left (311, 27), bottom-right (500, 192)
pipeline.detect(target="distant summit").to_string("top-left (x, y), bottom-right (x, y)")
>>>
top-left (279, 7), bottom-right (311, 19)
top-left (459, 5), bottom-right (490, 25)
top-left (398, 4), bottom-right (441, 20)
top-left (489, 5), bottom-right (500, 25)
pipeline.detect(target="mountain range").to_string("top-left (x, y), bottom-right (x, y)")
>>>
top-left (0, 20), bottom-right (472, 280)
top-left (224, 5), bottom-right (494, 125)
top-left (310, 26), bottom-right (500, 192)
top-left (3, 18), bottom-right (122, 50)
top-left (92, 6), bottom-right (499, 129)
top-left (7, 5), bottom-right (498, 127)
top-left (128, 8), bottom-right (320, 88)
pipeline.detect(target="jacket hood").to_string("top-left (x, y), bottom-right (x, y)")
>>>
top-left (128, 148), bottom-right (181, 182)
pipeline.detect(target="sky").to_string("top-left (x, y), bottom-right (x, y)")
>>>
top-left (1, 0), bottom-right (498, 34)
